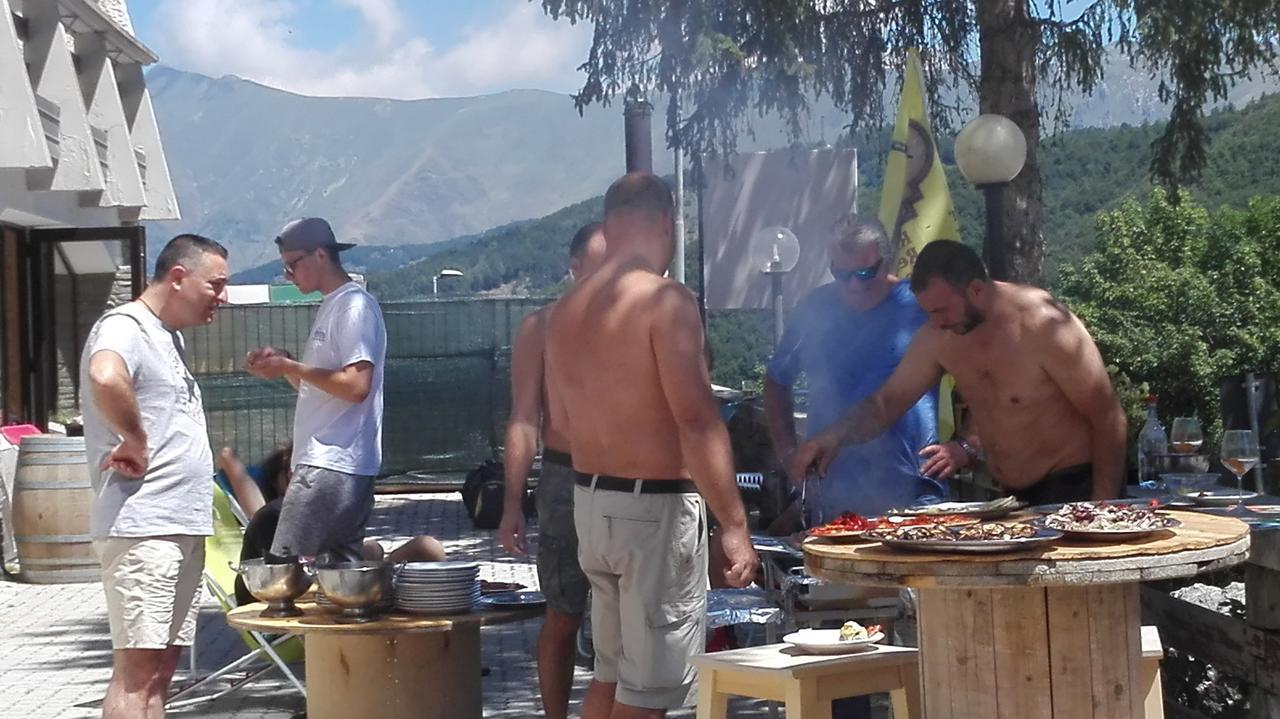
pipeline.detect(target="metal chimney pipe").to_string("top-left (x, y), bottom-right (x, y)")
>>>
top-left (623, 93), bottom-right (653, 173)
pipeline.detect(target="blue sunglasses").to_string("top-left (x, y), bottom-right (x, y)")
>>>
top-left (831, 259), bottom-right (883, 283)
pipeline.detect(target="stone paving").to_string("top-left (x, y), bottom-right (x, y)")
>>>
top-left (0, 491), bottom-right (886, 718)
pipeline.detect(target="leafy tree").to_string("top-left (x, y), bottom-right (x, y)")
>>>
top-left (1056, 190), bottom-right (1280, 442)
top-left (537, 0), bottom-right (1280, 285)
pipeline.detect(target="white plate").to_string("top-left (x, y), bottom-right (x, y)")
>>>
top-left (399, 587), bottom-right (480, 596)
top-left (397, 589), bottom-right (480, 599)
top-left (873, 527), bottom-right (1064, 553)
top-left (1190, 490), bottom-right (1260, 507)
top-left (399, 561), bottom-right (479, 571)
top-left (783, 628), bottom-right (885, 654)
top-left (399, 574), bottom-right (478, 583)
top-left (398, 606), bottom-right (473, 616)
top-left (1036, 516), bottom-right (1180, 541)
top-left (1032, 498), bottom-right (1165, 514)
top-left (396, 580), bottom-right (479, 591)
top-left (891, 499), bottom-right (1026, 520)
top-left (397, 598), bottom-right (474, 607)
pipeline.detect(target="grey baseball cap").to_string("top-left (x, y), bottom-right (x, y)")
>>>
top-left (274, 217), bottom-right (355, 252)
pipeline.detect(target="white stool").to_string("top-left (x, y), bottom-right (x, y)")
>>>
top-left (691, 642), bottom-right (922, 719)
top-left (1141, 625), bottom-right (1165, 718)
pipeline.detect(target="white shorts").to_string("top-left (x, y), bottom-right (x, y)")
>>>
top-left (94, 536), bottom-right (204, 650)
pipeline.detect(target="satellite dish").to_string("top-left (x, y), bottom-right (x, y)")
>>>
top-left (750, 226), bottom-right (800, 273)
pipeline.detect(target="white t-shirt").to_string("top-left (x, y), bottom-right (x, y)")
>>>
top-left (292, 282), bottom-right (386, 476)
top-left (80, 302), bottom-right (214, 538)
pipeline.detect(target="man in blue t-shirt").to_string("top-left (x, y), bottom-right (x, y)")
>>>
top-left (765, 215), bottom-right (944, 523)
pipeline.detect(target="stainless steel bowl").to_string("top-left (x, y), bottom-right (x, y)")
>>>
top-left (234, 558), bottom-right (313, 618)
top-left (315, 562), bottom-right (393, 623)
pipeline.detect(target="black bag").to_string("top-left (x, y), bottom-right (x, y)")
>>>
top-left (462, 460), bottom-right (506, 529)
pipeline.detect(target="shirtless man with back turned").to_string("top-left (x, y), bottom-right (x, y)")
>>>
top-left (546, 172), bottom-right (759, 719)
top-left (791, 239), bottom-right (1127, 504)
top-left (498, 222), bottom-right (606, 719)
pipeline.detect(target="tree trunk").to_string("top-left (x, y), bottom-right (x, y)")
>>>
top-left (976, 0), bottom-right (1045, 286)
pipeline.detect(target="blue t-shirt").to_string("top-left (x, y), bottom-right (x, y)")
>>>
top-left (767, 280), bottom-right (943, 518)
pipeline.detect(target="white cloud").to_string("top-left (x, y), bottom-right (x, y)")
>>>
top-left (435, 2), bottom-right (593, 96)
top-left (146, 0), bottom-right (593, 99)
top-left (335, 0), bottom-right (402, 49)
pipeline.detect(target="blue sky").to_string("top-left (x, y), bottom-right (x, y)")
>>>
top-left (121, 1), bottom-right (1099, 101)
top-left (124, 0), bottom-right (594, 99)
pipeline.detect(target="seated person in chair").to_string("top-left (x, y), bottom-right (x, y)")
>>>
top-left (217, 443), bottom-right (446, 605)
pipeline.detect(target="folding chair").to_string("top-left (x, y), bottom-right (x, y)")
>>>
top-left (165, 485), bottom-right (306, 709)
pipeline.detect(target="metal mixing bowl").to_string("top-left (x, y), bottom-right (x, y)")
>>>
top-left (315, 562), bottom-right (393, 623)
top-left (234, 558), bottom-right (313, 618)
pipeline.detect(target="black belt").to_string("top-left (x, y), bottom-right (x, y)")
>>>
top-left (573, 471), bottom-right (697, 494)
top-left (542, 448), bottom-right (573, 469)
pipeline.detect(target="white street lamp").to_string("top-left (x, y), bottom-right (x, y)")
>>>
top-left (752, 226), bottom-right (800, 346)
top-left (432, 268), bottom-right (464, 296)
top-left (954, 114), bottom-right (1027, 280)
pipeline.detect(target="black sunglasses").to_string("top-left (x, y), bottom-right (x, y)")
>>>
top-left (281, 249), bottom-right (317, 275)
top-left (831, 258), bottom-right (883, 283)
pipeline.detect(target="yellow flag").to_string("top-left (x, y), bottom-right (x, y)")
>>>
top-left (877, 49), bottom-right (961, 440)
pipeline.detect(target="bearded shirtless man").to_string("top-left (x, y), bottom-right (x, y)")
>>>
top-left (790, 239), bottom-right (1126, 504)
top-left (545, 172), bottom-right (759, 719)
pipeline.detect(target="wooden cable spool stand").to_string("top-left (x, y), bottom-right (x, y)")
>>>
top-left (804, 510), bottom-right (1250, 719)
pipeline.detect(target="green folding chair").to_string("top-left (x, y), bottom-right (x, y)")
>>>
top-left (165, 484), bottom-right (306, 709)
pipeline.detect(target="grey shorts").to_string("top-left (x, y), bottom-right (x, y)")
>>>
top-left (574, 481), bottom-right (708, 710)
top-left (270, 464), bottom-right (374, 563)
top-left (535, 461), bottom-right (589, 615)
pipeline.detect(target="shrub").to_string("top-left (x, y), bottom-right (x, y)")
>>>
top-left (1056, 189), bottom-right (1280, 444)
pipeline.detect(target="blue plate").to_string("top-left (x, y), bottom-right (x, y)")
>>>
top-left (481, 591), bottom-right (546, 608)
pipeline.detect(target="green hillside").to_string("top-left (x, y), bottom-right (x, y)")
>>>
top-left (368, 195), bottom-right (604, 298)
top-left (371, 92), bottom-right (1280, 299)
top-left (365, 93), bottom-right (1280, 389)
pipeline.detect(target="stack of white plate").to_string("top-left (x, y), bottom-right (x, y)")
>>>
top-left (395, 561), bottom-right (480, 615)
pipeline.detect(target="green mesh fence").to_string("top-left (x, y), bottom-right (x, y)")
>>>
top-left (184, 297), bottom-right (547, 475)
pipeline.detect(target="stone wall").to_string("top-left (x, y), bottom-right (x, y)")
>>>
top-left (53, 266), bottom-right (132, 419)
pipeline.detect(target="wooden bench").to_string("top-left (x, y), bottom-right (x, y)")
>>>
top-left (690, 642), bottom-right (922, 719)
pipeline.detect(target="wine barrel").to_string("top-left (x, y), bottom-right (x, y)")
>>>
top-left (12, 435), bottom-right (98, 584)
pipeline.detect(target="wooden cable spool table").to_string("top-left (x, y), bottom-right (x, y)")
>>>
top-left (227, 601), bottom-right (541, 719)
top-left (803, 510), bottom-right (1250, 719)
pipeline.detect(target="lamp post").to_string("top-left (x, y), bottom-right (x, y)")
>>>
top-left (754, 227), bottom-right (800, 347)
top-left (432, 268), bottom-right (464, 296)
top-left (954, 114), bottom-right (1027, 281)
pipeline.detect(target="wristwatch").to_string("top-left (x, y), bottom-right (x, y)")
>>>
top-left (954, 438), bottom-right (980, 464)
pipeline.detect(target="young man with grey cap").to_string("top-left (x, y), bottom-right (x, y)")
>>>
top-left (245, 217), bottom-right (387, 563)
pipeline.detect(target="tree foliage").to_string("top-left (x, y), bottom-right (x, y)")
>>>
top-left (539, 0), bottom-right (1280, 285)
top-left (1056, 190), bottom-right (1280, 442)
top-left (540, 0), bottom-right (1278, 188)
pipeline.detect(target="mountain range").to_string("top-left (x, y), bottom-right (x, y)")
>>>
top-left (144, 59), bottom-right (1280, 275)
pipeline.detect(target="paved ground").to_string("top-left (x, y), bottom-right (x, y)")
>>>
top-left (0, 491), bottom-right (853, 718)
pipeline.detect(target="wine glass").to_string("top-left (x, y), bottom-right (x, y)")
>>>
top-left (1219, 430), bottom-right (1260, 513)
top-left (1170, 417), bottom-right (1204, 454)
